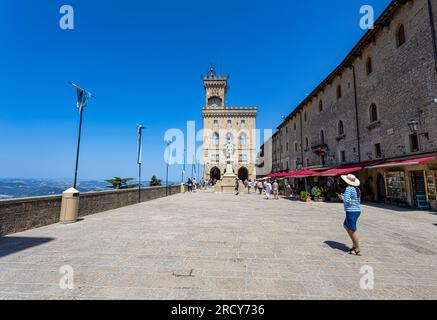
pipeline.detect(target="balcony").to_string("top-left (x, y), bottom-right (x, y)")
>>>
top-left (311, 141), bottom-right (329, 156)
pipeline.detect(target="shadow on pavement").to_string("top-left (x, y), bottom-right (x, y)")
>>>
top-left (324, 241), bottom-right (350, 253)
top-left (362, 202), bottom-right (436, 214)
top-left (0, 237), bottom-right (54, 258)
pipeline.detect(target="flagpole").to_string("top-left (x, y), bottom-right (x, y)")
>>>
top-left (191, 156), bottom-right (194, 180)
top-left (181, 148), bottom-right (186, 184)
top-left (70, 82), bottom-right (95, 190)
top-left (137, 124), bottom-right (144, 203)
top-left (73, 106), bottom-right (83, 189)
top-left (165, 140), bottom-right (172, 196)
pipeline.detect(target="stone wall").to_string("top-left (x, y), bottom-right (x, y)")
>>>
top-left (0, 185), bottom-right (181, 237)
top-left (271, 0), bottom-right (437, 171)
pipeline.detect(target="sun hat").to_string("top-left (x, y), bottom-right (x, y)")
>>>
top-left (341, 174), bottom-right (361, 187)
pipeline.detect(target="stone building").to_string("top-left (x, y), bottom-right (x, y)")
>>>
top-left (267, 0), bottom-right (437, 209)
top-left (202, 67), bottom-right (258, 182)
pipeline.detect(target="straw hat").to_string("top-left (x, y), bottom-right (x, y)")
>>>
top-left (341, 174), bottom-right (361, 187)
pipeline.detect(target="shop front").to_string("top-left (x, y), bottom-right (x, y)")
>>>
top-left (364, 155), bottom-right (437, 210)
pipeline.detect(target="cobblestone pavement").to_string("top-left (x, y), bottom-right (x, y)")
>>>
top-left (0, 191), bottom-right (436, 300)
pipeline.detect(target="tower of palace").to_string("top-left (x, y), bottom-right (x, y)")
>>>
top-left (202, 66), bottom-right (257, 182)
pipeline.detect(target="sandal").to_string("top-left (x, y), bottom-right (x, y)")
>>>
top-left (349, 248), bottom-right (362, 256)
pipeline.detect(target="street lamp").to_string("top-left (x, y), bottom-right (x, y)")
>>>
top-left (137, 124), bottom-right (145, 203)
top-left (408, 120), bottom-right (419, 133)
top-left (69, 82), bottom-right (95, 189)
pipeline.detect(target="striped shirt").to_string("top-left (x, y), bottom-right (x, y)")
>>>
top-left (343, 186), bottom-right (361, 212)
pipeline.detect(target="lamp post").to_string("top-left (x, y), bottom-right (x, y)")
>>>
top-left (165, 140), bottom-right (173, 196)
top-left (69, 83), bottom-right (95, 189)
top-left (137, 124), bottom-right (145, 203)
top-left (408, 120), bottom-right (419, 133)
top-left (59, 83), bottom-right (95, 224)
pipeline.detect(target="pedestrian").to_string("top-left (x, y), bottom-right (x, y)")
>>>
top-left (247, 179), bottom-right (252, 194)
top-left (265, 180), bottom-right (272, 200)
top-left (192, 178), bottom-right (197, 192)
top-left (272, 180), bottom-right (279, 200)
top-left (187, 178), bottom-right (193, 192)
top-left (338, 174), bottom-right (362, 256)
top-left (235, 178), bottom-right (240, 196)
top-left (286, 183), bottom-right (292, 197)
top-left (258, 180), bottom-right (263, 195)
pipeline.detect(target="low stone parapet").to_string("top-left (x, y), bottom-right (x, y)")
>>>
top-left (0, 185), bottom-right (180, 236)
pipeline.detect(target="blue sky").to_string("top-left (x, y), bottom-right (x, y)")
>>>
top-left (0, 0), bottom-right (391, 182)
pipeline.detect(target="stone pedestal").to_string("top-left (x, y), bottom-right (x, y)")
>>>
top-left (219, 173), bottom-right (238, 193)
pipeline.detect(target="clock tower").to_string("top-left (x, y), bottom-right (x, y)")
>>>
top-left (203, 66), bottom-right (228, 108)
top-left (202, 66), bottom-right (258, 189)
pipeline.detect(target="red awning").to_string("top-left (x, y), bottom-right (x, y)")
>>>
top-left (365, 156), bottom-right (436, 169)
top-left (266, 172), bottom-right (288, 178)
top-left (320, 166), bottom-right (363, 176)
top-left (284, 170), bottom-right (319, 178)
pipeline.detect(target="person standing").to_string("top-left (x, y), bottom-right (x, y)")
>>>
top-left (192, 178), bottom-right (197, 192)
top-left (338, 174), bottom-right (362, 256)
top-left (235, 178), bottom-right (240, 196)
top-left (265, 180), bottom-right (272, 200)
top-left (187, 178), bottom-right (193, 192)
top-left (258, 180), bottom-right (263, 195)
top-left (272, 180), bottom-right (279, 200)
top-left (286, 183), bottom-right (292, 197)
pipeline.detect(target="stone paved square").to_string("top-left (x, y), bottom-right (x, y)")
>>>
top-left (0, 191), bottom-right (436, 300)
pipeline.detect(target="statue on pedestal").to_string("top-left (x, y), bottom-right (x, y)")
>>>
top-left (224, 142), bottom-right (235, 175)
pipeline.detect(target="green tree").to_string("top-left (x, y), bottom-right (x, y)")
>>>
top-left (150, 175), bottom-right (162, 187)
top-left (105, 177), bottom-right (139, 190)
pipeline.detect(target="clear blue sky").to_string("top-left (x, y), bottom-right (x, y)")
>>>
top-left (0, 0), bottom-right (390, 182)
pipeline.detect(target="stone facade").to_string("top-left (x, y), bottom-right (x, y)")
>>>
top-left (0, 185), bottom-right (181, 237)
top-left (202, 67), bottom-right (258, 181)
top-left (270, 0), bottom-right (437, 173)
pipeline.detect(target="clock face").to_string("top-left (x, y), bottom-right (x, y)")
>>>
top-left (208, 97), bottom-right (222, 106)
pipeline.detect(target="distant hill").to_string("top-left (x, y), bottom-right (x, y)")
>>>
top-left (0, 178), bottom-right (178, 199)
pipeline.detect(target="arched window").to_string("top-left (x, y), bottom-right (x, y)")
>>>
top-left (319, 100), bottom-right (323, 112)
top-left (337, 85), bottom-right (342, 99)
top-left (320, 130), bottom-right (325, 144)
top-left (397, 24), bottom-right (406, 47)
top-left (305, 138), bottom-right (309, 149)
top-left (370, 104), bottom-right (378, 123)
top-left (366, 57), bottom-right (373, 75)
top-left (304, 112), bottom-right (308, 122)
top-left (338, 120), bottom-right (345, 135)
top-left (239, 133), bottom-right (247, 146)
top-left (212, 133), bottom-right (220, 145)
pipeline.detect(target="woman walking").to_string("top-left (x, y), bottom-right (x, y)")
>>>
top-left (257, 180), bottom-right (263, 195)
top-left (272, 180), bottom-right (279, 200)
top-left (339, 174), bottom-right (362, 256)
top-left (235, 178), bottom-right (240, 196)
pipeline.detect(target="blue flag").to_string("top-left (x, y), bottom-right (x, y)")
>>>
top-left (76, 88), bottom-right (91, 111)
